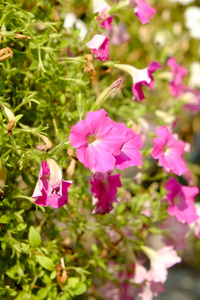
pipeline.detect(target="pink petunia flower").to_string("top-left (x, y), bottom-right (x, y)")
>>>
top-left (69, 109), bottom-right (126, 173)
top-left (167, 57), bottom-right (188, 98)
top-left (32, 159), bottom-right (72, 209)
top-left (131, 0), bottom-right (156, 24)
top-left (161, 216), bottom-right (189, 250)
top-left (86, 34), bottom-right (109, 61)
top-left (108, 22), bottom-right (130, 46)
top-left (182, 87), bottom-right (200, 114)
top-left (165, 177), bottom-right (199, 224)
top-left (92, 0), bottom-right (113, 29)
top-left (152, 125), bottom-right (188, 176)
top-left (193, 203), bottom-right (200, 238)
top-left (90, 171), bottom-right (121, 214)
top-left (138, 281), bottom-right (166, 300)
top-left (114, 61), bottom-right (162, 101)
top-left (142, 245), bottom-right (181, 283)
top-left (114, 125), bottom-right (143, 169)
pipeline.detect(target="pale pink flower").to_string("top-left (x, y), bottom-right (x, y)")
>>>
top-left (114, 62), bottom-right (162, 101)
top-left (167, 57), bottom-right (188, 98)
top-left (114, 124), bottom-right (143, 170)
top-left (142, 245), bottom-right (181, 283)
top-left (138, 281), bottom-right (166, 300)
top-left (161, 216), bottom-right (189, 249)
top-left (108, 23), bottom-right (130, 46)
top-left (86, 34), bottom-right (109, 61)
top-left (152, 125), bottom-right (188, 176)
top-left (182, 87), bottom-right (200, 114)
top-left (33, 159), bottom-right (72, 209)
top-left (90, 171), bottom-right (121, 214)
top-left (69, 109), bottom-right (126, 173)
top-left (165, 177), bottom-right (199, 224)
top-left (92, 0), bottom-right (113, 29)
top-left (133, 263), bottom-right (148, 284)
top-left (131, 0), bottom-right (156, 24)
top-left (193, 203), bottom-right (200, 238)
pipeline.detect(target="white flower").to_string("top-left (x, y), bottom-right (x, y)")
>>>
top-left (168, 0), bottom-right (194, 5)
top-left (189, 62), bottom-right (200, 88)
top-left (63, 13), bottom-right (88, 41)
top-left (184, 6), bottom-right (200, 39)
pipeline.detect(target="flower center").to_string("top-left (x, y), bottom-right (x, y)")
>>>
top-left (163, 146), bottom-right (170, 155)
top-left (87, 134), bottom-right (97, 144)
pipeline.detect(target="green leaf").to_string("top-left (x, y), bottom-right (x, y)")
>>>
top-left (28, 226), bottom-right (42, 247)
top-left (36, 256), bottom-right (55, 271)
top-left (73, 282), bottom-right (87, 295)
top-left (67, 277), bottom-right (79, 288)
top-left (0, 215), bottom-right (11, 223)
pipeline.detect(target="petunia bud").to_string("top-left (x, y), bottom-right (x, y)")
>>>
top-left (3, 105), bottom-right (15, 136)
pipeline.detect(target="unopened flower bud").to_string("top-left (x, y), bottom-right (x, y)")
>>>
top-left (3, 105), bottom-right (15, 136)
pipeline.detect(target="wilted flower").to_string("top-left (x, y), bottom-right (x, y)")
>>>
top-left (33, 159), bottom-right (72, 209)
top-left (131, 0), bottom-right (156, 24)
top-left (165, 177), bottom-right (199, 224)
top-left (86, 34), bottom-right (109, 61)
top-left (90, 171), bottom-right (121, 214)
top-left (152, 125), bottom-right (188, 176)
top-left (114, 61), bottom-right (162, 101)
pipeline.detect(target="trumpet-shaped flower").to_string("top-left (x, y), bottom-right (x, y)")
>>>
top-left (33, 159), bottom-right (72, 209)
top-left (92, 0), bottom-right (113, 29)
top-left (69, 109), bottom-right (126, 173)
top-left (114, 61), bottom-right (162, 101)
top-left (152, 125), bottom-right (188, 176)
top-left (165, 177), bottom-right (199, 224)
top-left (90, 171), bottom-right (121, 214)
top-left (86, 34), bottom-right (109, 61)
top-left (131, 0), bottom-right (156, 24)
top-left (114, 126), bottom-right (143, 169)
top-left (142, 245), bottom-right (181, 283)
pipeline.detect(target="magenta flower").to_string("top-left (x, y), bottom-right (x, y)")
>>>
top-left (114, 125), bottom-right (143, 170)
top-left (167, 57), bottom-right (188, 98)
top-left (114, 61), bottom-right (162, 101)
top-left (165, 177), bottom-right (199, 224)
top-left (90, 171), bottom-right (121, 214)
top-left (69, 109), bottom-right (126, 173)
top-left (142, 245), bottom-right (181, 283)
top-left (132, 0), bottom-right (156, 24)
top-left (32, 159), bottom-right (72, 209)
top-left (92, 0), bottom-right (113, 29)
top-left (152, 125), bottom-right (188, 176)
top-left (86, 34), bottom-right (109, 61)
top-left (161, 216), bottom-right (189, 250)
